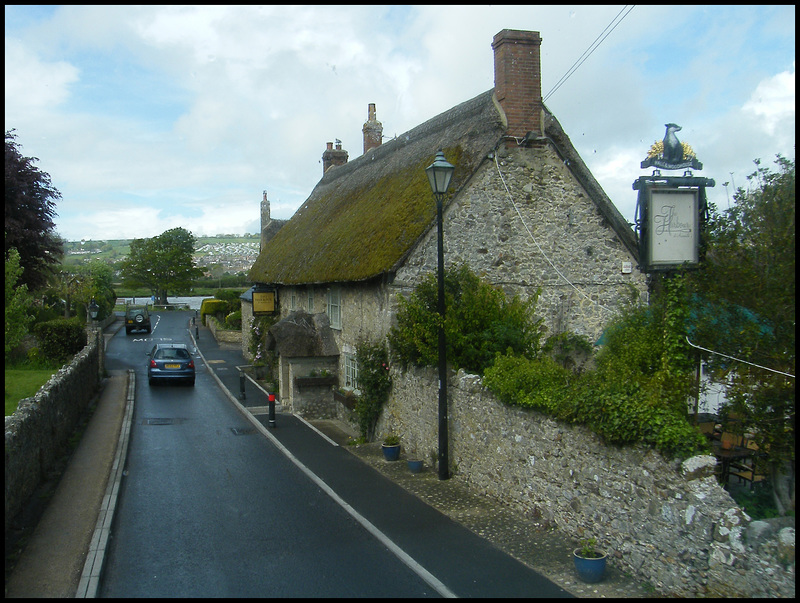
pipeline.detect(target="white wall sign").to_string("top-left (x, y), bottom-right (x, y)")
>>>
top-left (647, 189), bottom-right (699, 266)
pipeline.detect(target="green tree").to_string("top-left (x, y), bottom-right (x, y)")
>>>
top-left (5, 130), bottom-right (64, 290)
top-left (388, 264), bottom-right (543, 375)
top-left (5, 248), bottom-right (34, 359)
top-left (120, 227), bottom-right (203, 303)
top-left (688, 156), bottom-right (795, 515)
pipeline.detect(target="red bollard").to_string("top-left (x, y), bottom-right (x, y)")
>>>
top-left (268, 393), bottom-right (276, 428)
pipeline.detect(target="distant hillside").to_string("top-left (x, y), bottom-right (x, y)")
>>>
top-left (62, 234), bottom-right (261, 273)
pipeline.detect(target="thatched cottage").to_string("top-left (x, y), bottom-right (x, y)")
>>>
top-left (244, 29), bottom-right (647, 418)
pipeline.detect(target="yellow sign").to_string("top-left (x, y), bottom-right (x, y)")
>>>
top-left (253, 291), bottom-right (275, 314)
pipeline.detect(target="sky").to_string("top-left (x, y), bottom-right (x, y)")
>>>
top-left (5, 5), bottom-right (795, 243)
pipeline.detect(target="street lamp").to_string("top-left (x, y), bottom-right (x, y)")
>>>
top-left (88, 297), bottom-right (99, 324)
top-left (426, 150), bottom-right (454, 480)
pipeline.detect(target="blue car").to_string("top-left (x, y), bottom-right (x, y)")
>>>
top-left (147, 343), bottom-right (195, 386)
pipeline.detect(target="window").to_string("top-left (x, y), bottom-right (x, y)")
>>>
top-left (307, 288), bottom-right (314, 312)
top-left (344, 353), bottom-right (359, 390)
top-left (327, 287), bottom-right (341, 329)
top-left (289, 289), bottom-right (297, 311)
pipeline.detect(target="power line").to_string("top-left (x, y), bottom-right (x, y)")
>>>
top-left (685, 336), bottom-right (795, 379)
top-left (493, 154), bottom-right (615, 316)
top-left (543, 5), bottom-right (636, 103)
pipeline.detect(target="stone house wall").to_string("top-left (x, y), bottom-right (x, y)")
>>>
top-left (378, 366), bottom-right (794, 598)
top-left (244, 143), bottom-right (647, 397)
top-left (394, 145), bottom-right (647, 343)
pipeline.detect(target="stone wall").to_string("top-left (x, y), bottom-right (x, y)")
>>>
top-left (5, 335), bottom-right (102, 532)
top-left (207, 315), bottom-right (243, 345)
top-left (377, 366), bottom-right (795, 598)
top-left (285, 356), bottom-right (339, 419)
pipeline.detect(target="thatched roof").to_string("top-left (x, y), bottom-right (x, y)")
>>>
top-left (248, 89), bottom-right (638, 285)
top-left (249, 90), bottom-right (504, 285)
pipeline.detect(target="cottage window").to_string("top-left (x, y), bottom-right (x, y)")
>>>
top-left (307, 288), bottom-right (314, 313)
top-left (327, 287), bottom-right (341, 330)
top-left (344, 353), bottom-right (359, 390)
top-left (289, 289), bottom-right (297, 311)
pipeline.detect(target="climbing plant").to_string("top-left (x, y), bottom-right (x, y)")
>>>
top-left (353, 339), bottom-right (392, 442)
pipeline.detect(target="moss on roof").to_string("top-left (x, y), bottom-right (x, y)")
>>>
top-left (250, 90), bottom-right (501, 285)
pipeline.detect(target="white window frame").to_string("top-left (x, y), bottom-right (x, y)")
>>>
top-left (344, 353), bottom-right (359, 390)
top-left (327, 287), bottom-right (341, 330)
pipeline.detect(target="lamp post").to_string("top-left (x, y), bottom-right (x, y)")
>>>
top-left (88, 297), bottom-right (99, 326)
top-left (87, 297), bottom-right (103, 380)
top-left (426, 150), bottom-right (454, 480)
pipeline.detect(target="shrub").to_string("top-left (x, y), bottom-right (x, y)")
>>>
top-left (33, 318), bottom-right (87, 364)
top-left (225, 310), bottom-right (242, 330)
top-left (389, 264), bottom-right (543, 375)
top-left (484, 352), bottom-right (708, 460)
top-left (200, 299), bottom-right (228, 325)
top-left (483, 353), bottom-right (571, 415)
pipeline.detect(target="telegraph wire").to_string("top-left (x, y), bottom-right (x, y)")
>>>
top-left (543, 5), bottom-right (636, 103)
top-left (492, 154), bottom-right (615, 315)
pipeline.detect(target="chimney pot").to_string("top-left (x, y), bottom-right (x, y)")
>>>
top-left (322, 140), bottom-right (348, 174)
top-left (363, 103), bottom-right (383, 154)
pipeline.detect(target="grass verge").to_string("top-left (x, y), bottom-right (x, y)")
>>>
top-left (5, 368), bottom-right (58, 416)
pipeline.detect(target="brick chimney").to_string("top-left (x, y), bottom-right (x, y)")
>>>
top-left (362, 103), bottom-right (383, 153)
top-left (322, 140), bottom-right (348, 174)
top-left (491, 29), bottom-right (543, 141)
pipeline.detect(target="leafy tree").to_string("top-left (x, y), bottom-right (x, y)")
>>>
top-left (5, 130), bottom-right (64, 290)
top-left (119, 227), bottom-right (203, 303)
top-left (688, 156), bottom-right (795, 515)
top-left (389, 264), bottom-right (543, 375)
top-left (5, 248), bottom-right (34, 359)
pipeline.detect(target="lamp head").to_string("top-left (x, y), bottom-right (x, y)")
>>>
top-left (426, 150), bottom-right (455, 195)
top-left (88, 298), bottom-right (99, 319)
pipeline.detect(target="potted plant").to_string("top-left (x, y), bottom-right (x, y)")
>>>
top-left (407, 458), bottom-right (423, 473)
top-left (381, 434), bottom-right (401, 461)
top-left (572, 538), bottom-right (607, 583)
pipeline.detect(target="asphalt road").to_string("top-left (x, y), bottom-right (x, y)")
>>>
top-left (99, 312), bottom-right (438, 597)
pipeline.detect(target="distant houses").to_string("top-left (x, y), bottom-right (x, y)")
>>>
top-left (243, 29), bottom-right (647, 416)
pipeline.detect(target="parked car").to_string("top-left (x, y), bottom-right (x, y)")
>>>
top-left (147, 343), bottom-right (195, 386)
top-left (125, 305), bottom-right (151, 335)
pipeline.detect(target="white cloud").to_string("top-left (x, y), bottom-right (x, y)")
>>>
top-left (742, 64), bottom-right (795, 136)
top-left (4, 37), bottom-right (78, 116)
top-left (5, 5), bottom-right (795, 241)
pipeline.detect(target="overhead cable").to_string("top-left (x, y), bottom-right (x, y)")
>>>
top-left (685, 336), bottom-right (795, 378)
top-left (543, 5), bottom-right (636, 103)
top-left (492, 154), bottom-right (615, 315)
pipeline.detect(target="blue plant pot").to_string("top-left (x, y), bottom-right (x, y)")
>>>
top-left (407, 459), bottom-right (423, 473)
top-left (573, 549), bottom-right (607, 583)
top-left (381, 444), bottom-right (400, 461)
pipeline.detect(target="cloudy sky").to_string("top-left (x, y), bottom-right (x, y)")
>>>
top-left (5, 5), bottom-right (795, 243)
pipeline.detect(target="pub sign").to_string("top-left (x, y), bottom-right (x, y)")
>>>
top-left (634, 124), bottom-right (714, 273)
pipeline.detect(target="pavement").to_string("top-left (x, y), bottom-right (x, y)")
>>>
top-left (5, 316), bottom-right (659, 598)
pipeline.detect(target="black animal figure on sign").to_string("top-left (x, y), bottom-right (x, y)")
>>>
top-left (662, 123), bottom-right (684, 164)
